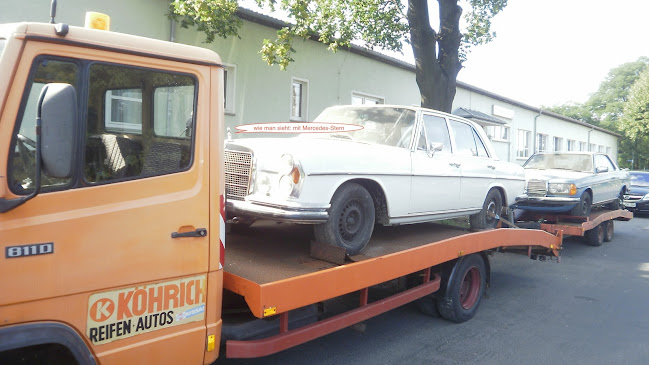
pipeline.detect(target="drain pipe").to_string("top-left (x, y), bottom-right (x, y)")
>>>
top-left (587, 125), bottom-right (595, 151)
top-left (169, 19), bottom-right (176, 42)
top-left (533, 110), bottom-right (542, 153)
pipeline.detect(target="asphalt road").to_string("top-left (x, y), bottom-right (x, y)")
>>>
top-left (216, 215), bottom-right (649, 365)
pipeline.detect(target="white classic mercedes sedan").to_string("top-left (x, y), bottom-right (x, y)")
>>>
top-left (225, 105), bottom-right (525, 254)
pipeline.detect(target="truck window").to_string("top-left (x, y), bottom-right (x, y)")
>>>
top-left (8, 57), bottom-right (79, 194)
top-left (85, 63), bottom-right (196, 183)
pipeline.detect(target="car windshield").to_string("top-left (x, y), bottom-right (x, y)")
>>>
top-left (630, 172), bottom-right (649, 186)
top-left (305, 106), bottom-right (417, 148)
top-left (524, 154), bottom-right (593, 172)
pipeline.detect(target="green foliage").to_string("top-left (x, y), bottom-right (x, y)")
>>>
top-left (168, 0), bottom-right (505, 70)
top-left (620, 67), bottom-right (649, 169)
top-left (544, 102), bottom-right (598, 125)
top-left (169, 0), bottom-right (242, 43)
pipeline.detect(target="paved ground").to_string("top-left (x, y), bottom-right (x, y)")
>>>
top-left (216, 215), bottom-right (649, 365)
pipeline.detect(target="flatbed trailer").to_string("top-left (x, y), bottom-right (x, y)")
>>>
top-left (222, 222), bottom-right (562, 358)
top-left (515, 209), bottom-right (633, 246)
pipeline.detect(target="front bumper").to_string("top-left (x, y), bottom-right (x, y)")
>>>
top-left (227, 199), bottom-right (330, 224)
top-left (513, 194), bottom-right (580, 213)
top-left (623, 199), bottom-right (649, 212)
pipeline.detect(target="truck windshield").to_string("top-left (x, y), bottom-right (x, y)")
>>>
top-left (524, 154), bottom-right (593, 172)
top-left (306, 106), bottom-right (417, 148)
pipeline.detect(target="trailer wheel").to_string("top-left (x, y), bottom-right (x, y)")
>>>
top-left (603, 220), bottom-right (614, 242)
top-left (469, 189), bottom-right (503, 230)
top-left (584, 223), bottom-right (605, 246)
top-left (437, 254), bottom-right (486, 323)
top-left (314, 183), bottom-right (375, 255)
top-left (571, 192), bottom-right (592, 217)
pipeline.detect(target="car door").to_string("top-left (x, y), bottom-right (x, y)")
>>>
top-left (447, 119), bottom-right (494, 210)
top-left (409, 113), bottom-right (461, 214)
top-left (592, 154), bottom-right (619, 203)
top-left (0, 45), bottom-right (211, 361)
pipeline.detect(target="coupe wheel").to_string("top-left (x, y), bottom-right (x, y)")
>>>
top-left (314, 183), bottom-right (375, 255)
top-left (469, 189), bottom-right (503, 230)
top-left (571, 192), bottom-right (592, 218)
top-left (607, 189), bottom-right (624, 210)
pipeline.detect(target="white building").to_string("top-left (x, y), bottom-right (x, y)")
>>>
top-left (1, 1), bottom-right (620, 163)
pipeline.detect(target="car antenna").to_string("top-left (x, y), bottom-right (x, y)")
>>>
top-left (50, 0), bottom-right (57, 24)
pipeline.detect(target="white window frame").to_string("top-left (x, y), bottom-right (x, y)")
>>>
top-left (579, 141), bottom-right (587, 151)
top-left (223, 63), bottom-right (236, 115)
top-left (351, 91), bottom-right (385, 105)
top-left (553, 136), bottom-right (563, 152)
top-left (589, 143), bottom-right (597, 152)
top-left (536, 133), bottom-right (548, 153)
top-left (599, 145), bottom-right (605, 153)
top-left (487, 125), bottom-right (510, 142)
top-left (105, 89), bottom-right (143, 134)
top-left (517, 129), bottom-right (531, 159)
top-left (290, 77), bottom-right (309, 121)
top-left (567, 139), bottom-right (576, 151)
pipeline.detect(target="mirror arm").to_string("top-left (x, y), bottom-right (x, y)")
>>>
top-left (0, 87), bottom-right (46, 213)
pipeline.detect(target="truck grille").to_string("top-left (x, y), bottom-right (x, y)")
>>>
top-left (526, 179), bottom-right (547, 197)
top-left (225, 150), bottom-right (252, 201)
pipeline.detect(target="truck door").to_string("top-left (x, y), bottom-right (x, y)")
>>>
top-left (0, 43), bottom-right (211, 363)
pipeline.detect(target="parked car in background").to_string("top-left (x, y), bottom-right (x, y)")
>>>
top-left (514, 152), bottom-right (629, 217)
top-left (623, 171), bottom-right (649, 214)
top-left (225, 105), bottom-right (526, 254)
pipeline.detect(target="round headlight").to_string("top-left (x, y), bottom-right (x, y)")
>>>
top-left (278, 175), bottom-right (295, 196)
top-left (256, 173), bottom-right (271, 195)
top-left (278, 154), bottom-right (295, 175)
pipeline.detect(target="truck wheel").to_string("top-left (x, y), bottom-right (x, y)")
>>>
top-left (603, 220), bottom-right (614, 242)
top-left (469, 189), bottom-right (503, 230)
top-left (570, 192), bottom-right (592, 217)
top-left (437, 254), bottom-right (486, 323)
top-left (416, 296), bottom-right (440, 317)
top-left (314, 183), bottom-right (375, 255)
top-left (584, 223), bottom-right (605, 246)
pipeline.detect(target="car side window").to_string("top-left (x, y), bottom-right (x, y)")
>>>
top-left (594, 154), bottom-right (615, 172)
top-left (8, 57), bottom-right (79, 195)
top-left (418, 114), bottom-right (451, 153)
top-left (85, 63), bottom-right (196, 183)
top-left (449, 120), bottom-right (487, 157)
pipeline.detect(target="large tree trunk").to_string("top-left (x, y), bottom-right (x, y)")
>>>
top-left (407, 0), bottom-right (463, 113)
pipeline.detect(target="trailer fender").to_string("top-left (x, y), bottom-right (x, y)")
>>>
top-left (0, 322), bottom-right (96, 365)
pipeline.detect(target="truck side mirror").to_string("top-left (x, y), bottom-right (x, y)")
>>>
top-left (41, 83), bottom-right (77, 178)
top-left (0, 83), bottom-right (77, 213)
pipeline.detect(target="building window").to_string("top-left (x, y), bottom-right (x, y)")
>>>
top-left (553, 137), bottom-right (563, 152)
top-left (291, 77), bottom-right (309, 121)
top-left (517, 129), bottom-right (531, 158)
top-left (579, 142), bottom-right (587, 151)
top-left (599, 145), bottom-right (605, 153)
top-left (105, 89), bottom-right (143, 134)
top-left (567, 139), bottom-right (576, 151)
top-left (486, 125), bottom-right (509, 141)
top-left (536, 133), bottom-right (548, 153)
top-left (223, 64), bottom-right (236, 115)
top-left (589, 143), bottom-right (597, 152)
top-left (351, 91), bottom-right (384, 105)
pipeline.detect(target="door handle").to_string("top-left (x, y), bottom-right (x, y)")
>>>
top-left (172, 228), bottom-right (208, 238)
top-left (449, 162), bottom-right (461, 168)
top-left (487, 165), bottom-right (496, 170)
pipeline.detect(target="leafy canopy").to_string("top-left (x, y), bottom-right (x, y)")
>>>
top-left (169, 0), bottom-right (506, 70)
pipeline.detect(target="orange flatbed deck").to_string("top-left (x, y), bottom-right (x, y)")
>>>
top-left (516, 209), bottom-right (633, 236)
top-left (223, 222), bottom-right (561, 318)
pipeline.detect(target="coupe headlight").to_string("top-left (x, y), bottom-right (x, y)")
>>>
top-left (256, 173), bottom-right (271, 195)
top-left (548, 183), bottom-right (577, 195)
top-left (278, 154), bottom-right (295, 175)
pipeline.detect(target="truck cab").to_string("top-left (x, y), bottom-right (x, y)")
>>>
top-left (0, 22), bottom-right (225, 364)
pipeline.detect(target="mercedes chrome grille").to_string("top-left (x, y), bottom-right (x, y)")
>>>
top-left (225, 150), bottom-right (252, 201)
top-left (526, 179), bottom-right (547, 197)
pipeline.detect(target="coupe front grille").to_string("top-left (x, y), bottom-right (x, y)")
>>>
top-left (526, 179), bottom-right (547, 197)
top-left (624, 194), bottom-right (643, 203)
top-left (225, 150), bottom-right (252, 201)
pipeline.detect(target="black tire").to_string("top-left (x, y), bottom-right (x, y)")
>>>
top-left (603, 220), bottom-right (614, 242)
top-left (416, 296), bottom-right (441, 317)
top-left (469, 189), bottom-right (503, 230)
top-left (584, 223), bottom-right (605, 246)
top-left (570, 192), bottom-right (592, 217)
top-left (437, 254), bottom-right (487, 323)
top-left (314, 182), bottom-right (375, 255)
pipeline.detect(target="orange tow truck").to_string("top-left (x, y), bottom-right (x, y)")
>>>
top-left (0, 13), bottom-right (625, 364)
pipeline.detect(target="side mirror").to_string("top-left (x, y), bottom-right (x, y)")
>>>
top-left (596, 166), bottom-right (609, 173)
top-left (0, 83), bottom-right (77, 213)
top-left (41, 83), bottom-right (77, 178)
top-left (426, 142), bottom-right (444, 157)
